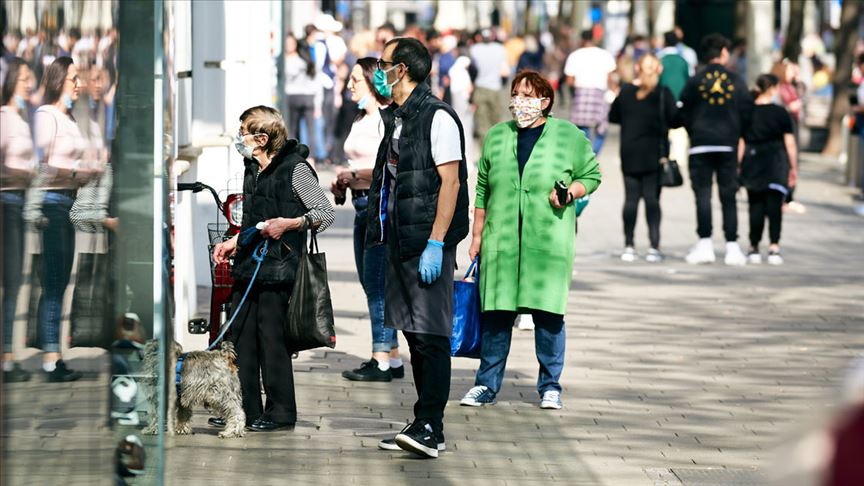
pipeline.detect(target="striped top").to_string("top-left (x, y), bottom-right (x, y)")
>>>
top-left (291, 162), bottom-right (334, 232)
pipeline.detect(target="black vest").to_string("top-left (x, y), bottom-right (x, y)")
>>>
top-left (366, 82), bottom-right (470, 259)
top-left (232, 140), bottom-right (312, 285)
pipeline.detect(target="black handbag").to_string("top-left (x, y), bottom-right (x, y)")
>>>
top-left (284, 231), bottom-right (336, 352)
top-left (658, 88), bottom-right (684, 187)
top-left (70, 250), bottom-right (115, 349)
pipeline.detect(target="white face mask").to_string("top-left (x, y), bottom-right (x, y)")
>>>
top-left (234, 132), bottom-right (258, 160)
top-left (508, 95), bottom-right (546, 128)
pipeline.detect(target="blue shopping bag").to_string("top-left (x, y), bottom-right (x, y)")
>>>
top-left (451, 257), bottom-right (481, 358)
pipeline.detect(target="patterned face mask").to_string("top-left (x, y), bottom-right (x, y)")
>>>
top-left (508, 95), bottom-right (546, 128)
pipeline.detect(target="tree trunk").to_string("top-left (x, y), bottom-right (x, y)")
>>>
top-left (822, 0), bottom-right (862, 156)
top-left (782, 0), bottom-right (805, 61)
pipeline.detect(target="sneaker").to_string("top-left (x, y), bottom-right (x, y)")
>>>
top-left (645, 248), bottom-right (664, 263)
top-left (3, 363), bottom-right (32, 382)
top-left (724, 242), bottom-right (747, 266)
top-left (460, 385), bottom-right (496, 407)
top-left (379, 429), bottom-right (445, 451)
top-left (515, 314), bottom-right (535, 331)
top-left (621, 246), bottom-right (637, 262)
top-left (767, 250), bottom-right (784, 265)
top-left (395, 421), bottom-right (439, 458)
top-left (341, 359), bottom-right (392, 382)
top-left (685, 238), bottom-right (716, 264)
top-left (45, 360), bottom-right (83, 382)
top-left (747, 250), bottom-right (762, 265)
top-left (540, 390), bottom-right (563, 409)
top-left (390, 364), bottom-right (405, 379)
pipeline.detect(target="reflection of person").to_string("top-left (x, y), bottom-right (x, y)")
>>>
top-left (609, 54), bottom-right (675, 263)
top-left (32, 57), bottom-right (93, 382)
top-left (459, 71), bottom-right (601, 411)
top-left (212, 106), bottom-right (334, 432)
top-left (1, 58), bottom-right (36, 382)
top-left (366, 37), bottom-right (470, 458)
top-left (740, 75), bottom-right (798, 266)
top-left (331, 58), bottom-right (404, 382)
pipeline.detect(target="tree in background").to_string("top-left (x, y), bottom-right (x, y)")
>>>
top-left (823, 0), bottom-right (862, 155)
top-left (782, 0), bottom-right (805, 62)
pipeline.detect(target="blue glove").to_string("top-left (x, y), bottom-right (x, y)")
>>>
top-left (418, 239), bottom-right (444, 284)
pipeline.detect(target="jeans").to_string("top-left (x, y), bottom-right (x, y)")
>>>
top-left (2, 191), bottom-right (25, 353)
top-left (578, 125), bottom-right (607, 156)
top-left (314, 87), bottom-right (335, 161)
top-left (38, 191), bottom-right (77, 353)
top-left (689, 151), bottom-right (739, 242)
top-left (623, 171), bottom-right (662, 248)
top-left (475, 310), bottom-right (566, 396)
top-left (352, 196), bottom-right (397, 353)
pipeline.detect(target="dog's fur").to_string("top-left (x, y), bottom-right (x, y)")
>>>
top-left (142, 340), bottom-right (246, 438)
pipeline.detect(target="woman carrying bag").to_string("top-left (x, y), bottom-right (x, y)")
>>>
top-left (459, 71), bottom-right (601, 410)
top-left (212, 106), bottom-right (334, 431)
top-left (608, 54), bottom-right (677, 263)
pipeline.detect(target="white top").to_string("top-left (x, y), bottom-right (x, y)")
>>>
top-left (564, 46), bottom-right (617, 90)
top-left (469, 42), bottom-right (508, 91)
top-left (0, 106), bottom-right (36, 189)
top-left (388, 109), bottom-right (463, 175)
top-left (344, 108), bottom-right (384, 171)
top-left (34, 105), bottom-right (88, 189)
top-left (284, 55), bottom-right (319, 96)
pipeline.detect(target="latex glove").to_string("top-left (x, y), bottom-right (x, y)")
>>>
top-left (418, 239), bottom-right (444, 284)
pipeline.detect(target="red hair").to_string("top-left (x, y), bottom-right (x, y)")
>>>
top-left (511, 70), bottom-right (555, 116)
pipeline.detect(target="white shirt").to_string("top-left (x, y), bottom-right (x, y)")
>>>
top-left (388, 110), bottom-right (462, 175)
top-left (344, 108), bottom-right (384, 171)
top-left (470, 42), bottom-right (508, 91)
top-left (564, 46), bottom-right (616, 90)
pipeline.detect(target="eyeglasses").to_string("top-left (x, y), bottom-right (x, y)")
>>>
top-left (66, 75), bottom-right (80, 85)
top-left (376, 58), bottom-right (396, 71)
top-left (237, 130), bottom-right (264, 138)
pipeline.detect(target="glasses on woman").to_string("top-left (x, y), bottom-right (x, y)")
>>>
top-left (66, 75), bottom-right (80, 85)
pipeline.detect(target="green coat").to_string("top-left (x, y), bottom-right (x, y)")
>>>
top-left (476, 117), bottom-right (601, 315)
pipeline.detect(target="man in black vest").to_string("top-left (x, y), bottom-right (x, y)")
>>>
top-left (366, 37), bottom-right (470, 458)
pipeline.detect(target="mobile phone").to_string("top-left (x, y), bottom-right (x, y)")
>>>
top-left (555, 180), bottom-right (568, 206)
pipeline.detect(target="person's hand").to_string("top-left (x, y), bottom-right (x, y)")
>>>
top-left (788, 167), bottom-right (798, 189)
top-left (336, 168), bottom-right (354, 186)
top-left (418, 239), bottom-right (444, 284)
top-left (468, 237), bottom-right (481, 261)
top-left (330, 178), bottom-right (346, 197)
top-left (549, 187), bottom-right (572, 209)
top-left (103, 217), bottom-right (119, 232)
top-left (260, 217), bottom-right (300, 240)
top-left (213, 237), bottom-right (238, 264)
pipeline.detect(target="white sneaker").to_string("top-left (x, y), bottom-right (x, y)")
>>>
top-left (645, 248), bottom-right (664, 263)
top-left (724, 242), bottom-right (747, 266)
top-left (747, 251), bottom-right (762, 265)
top-left (767, 250), bottom-right (784, 265)
top-left (620, 246), bottom-right (637, 262)
top-left (540, 390), bottom-right (563, 409)
top-left (515, 314), bottom-right (535, 331)
top-left (685, 238), bottom-right (716, 264)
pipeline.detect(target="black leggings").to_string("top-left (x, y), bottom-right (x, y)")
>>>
top-left (622, 170), bottom-right (662, 248)
top-left (747, 189), bottom-right (784, 248)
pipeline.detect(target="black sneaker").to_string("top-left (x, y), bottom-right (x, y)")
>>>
top-left (341, 359), bottom-right (392, 382)
top-left (391, 364), bottom-right (405, 379)
top-left (3, 363), bottom-right (32, 382)
top-left (395, 420), bottom-right (439, 458)
top-left (379, 429), bottom-right (445, 451)
top-left (45, 360), bottom-right (82, 382)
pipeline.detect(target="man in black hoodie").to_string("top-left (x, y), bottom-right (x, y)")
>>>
top-left (676, 34), bottom-right (753, 265)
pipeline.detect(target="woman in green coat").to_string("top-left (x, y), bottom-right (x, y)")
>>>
top-left (460, 71), bottom-right (601, 410)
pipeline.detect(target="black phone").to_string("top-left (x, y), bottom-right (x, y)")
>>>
top-left (555, 180), bottom-right (568, 206)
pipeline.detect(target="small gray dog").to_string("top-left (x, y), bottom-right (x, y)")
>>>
top-left (142, 340), bottom-right (246, 438)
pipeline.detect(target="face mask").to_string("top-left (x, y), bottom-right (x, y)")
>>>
top-left (373, 64), bottom-right (401, 98)
top-left (234, 133), bottom-right (256, 160)
top-left (357, 93), bottom-right (370, 110)
top-left (508, 96), bottom-right (545, 128)
top-left (15, 95), bottom-right (26, 111)
top-left (62, 94), bottom-right (73, 110)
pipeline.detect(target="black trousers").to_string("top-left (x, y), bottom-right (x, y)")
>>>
top-left (622, 170), bottom-right (662, 248)
top-left (403, 331), bottom-right (451, 434)
top-left (231, 284), bottom-right (297, 424)
top-left (747, 189), bottom-right (784, 247)
top-left (285, 94), bottom-right (316, 157)
top-left (689, 152), bottom-right (739, 241)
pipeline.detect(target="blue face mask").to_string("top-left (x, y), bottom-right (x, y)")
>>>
top-left (62, 94), bottom-right (73, 110)
top-left (15, 95), bottom-right (27, 111)
top-left (373, 64), bottom-right (400, 98)
top-left (357, 93), bottom-right (370, 110)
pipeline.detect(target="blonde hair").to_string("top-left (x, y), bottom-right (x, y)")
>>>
top-left (239, 105), bottom-right (288, 156)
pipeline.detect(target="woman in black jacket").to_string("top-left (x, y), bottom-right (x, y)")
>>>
top-left (212, 106), bottom-right (334, 431)
top-left (609, 54), bottom-right (676, 263)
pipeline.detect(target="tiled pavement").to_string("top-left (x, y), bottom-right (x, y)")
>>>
top-left (3, 129), bottom-right (862, 485)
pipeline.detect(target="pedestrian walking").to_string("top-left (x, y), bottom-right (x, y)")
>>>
top-left (469, 30), bottom-right (509, 141)
top-left (564, 30), bottom-right (617, 155)
top-left (609, 54), bottom-right (676, 263)
top-left (366, 37), bottom-right (470, 458)
top-left (740, 74), bottom-right (798, 265)
top-left (676, 34), bottom-right (753, 265)
top-left (283, 33), bottom-right (319, 160)
top-left (459, 70), bottom-right (601, 411)
top-left (331, 57), bottom-right (405, 382)
top-left (211, 106), bottom-right (334, 432)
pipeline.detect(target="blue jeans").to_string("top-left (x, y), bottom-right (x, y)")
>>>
top-left (578, 125), bottom-right (606, 156)
top-left (2, 191), bottom-right (25, 353)
top-left (38, 191), bottom-right (76, 353)
top-left (474, 310), bottom-right (565, 396)
top-left (352, 196), bottom-right (397, 353)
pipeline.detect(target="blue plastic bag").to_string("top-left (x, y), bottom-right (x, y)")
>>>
top-left (451, 257), bottom-right (481, 358)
